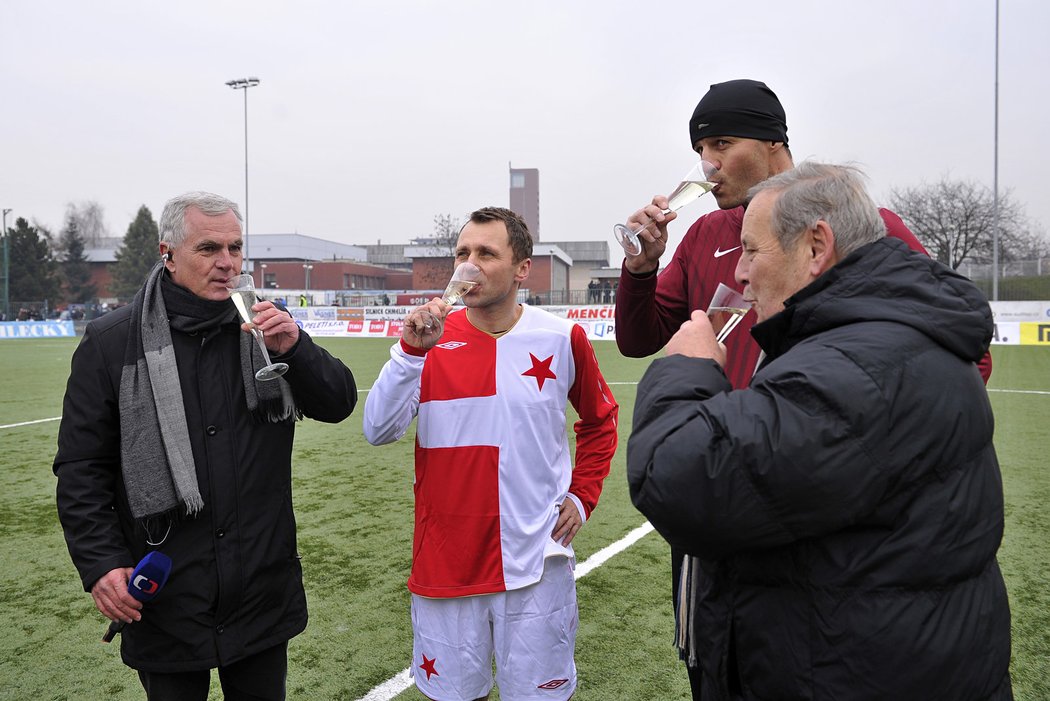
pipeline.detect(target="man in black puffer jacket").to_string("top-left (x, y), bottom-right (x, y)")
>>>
top-left (628, 162), bottom-right (1012, 700)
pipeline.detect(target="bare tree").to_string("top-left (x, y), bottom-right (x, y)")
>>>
top-left (64, 201), bottom-right (110, 246)
top-left (1007, 221), bottom-right (1050, 261)
top-left (889, 178), bottom-right (1040, 269)
top-left (432, 213), bottom-right (462, 253)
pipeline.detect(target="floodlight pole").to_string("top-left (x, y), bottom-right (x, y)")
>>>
top-left (992, 0), bottom-right (1000, 301)
top-left (2, 208), bottom-right (11, 321)
top-left (226, 77), bottom-right (260, 273)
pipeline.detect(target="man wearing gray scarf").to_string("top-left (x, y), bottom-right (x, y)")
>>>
top-left (54, 191), bottom-right (358, 700)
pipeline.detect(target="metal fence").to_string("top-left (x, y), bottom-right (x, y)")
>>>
top-left (10, 256), bottom-right (1047, 321)
top-left (961, 258), bottom-right (1049, 281)
top-left (960, 258), bottom-right (1049, 301)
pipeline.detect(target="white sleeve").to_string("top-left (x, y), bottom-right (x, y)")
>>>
top-left (362, 341), bottom-right (425, 446)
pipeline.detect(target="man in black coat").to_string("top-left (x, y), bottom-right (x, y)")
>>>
top-left (54, 191), bottom-right (358, 700)
top-left (627, 163), bottom-right (1012, 700)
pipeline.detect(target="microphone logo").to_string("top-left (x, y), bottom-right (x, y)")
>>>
top-left (132, 575), bottom-right (160, 595)
top-left (102, 551), bottom-right (172, 643)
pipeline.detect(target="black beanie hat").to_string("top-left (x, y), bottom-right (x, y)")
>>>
top-left (689, 79), bottom-right (788, 147)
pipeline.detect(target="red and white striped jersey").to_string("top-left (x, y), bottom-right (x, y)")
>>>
top-left (364, 305), bottom-right (619, 598)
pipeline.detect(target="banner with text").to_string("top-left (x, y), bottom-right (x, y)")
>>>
top-left (284, 303), bottom-right (1050, 346)
top-left (0, 321), bottom-right (76, 339)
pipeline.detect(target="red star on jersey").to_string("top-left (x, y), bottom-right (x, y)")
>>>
top-left (419, 654), bottom-right (439, 680)
top-left (522, 353), bottom-right (557, 391)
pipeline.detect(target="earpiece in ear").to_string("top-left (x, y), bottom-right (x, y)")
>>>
top-left (163, 252), bottom-right (171, 261)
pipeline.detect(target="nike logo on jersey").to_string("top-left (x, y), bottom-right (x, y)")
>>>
top-left (435, 341), bottom-right (467, 350)
top-left (714, 246), bottom-right (741, 258)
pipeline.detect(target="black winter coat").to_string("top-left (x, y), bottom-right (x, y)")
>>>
top-left (54, 304), bottom-right (357, 672)
top-left (628, 239), bottom-right (1012, 700)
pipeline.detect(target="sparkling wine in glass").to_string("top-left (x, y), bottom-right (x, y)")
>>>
top-left (441, 268), bottom-right (480, 306)
top-left (614, 160), bottom-right (717, 257)
top-left (227, 274), bottom-right (289, 381)
top-left (706, 283), bottom-right (750, 343)
top-left (418, 262), bottom-right (483, 334)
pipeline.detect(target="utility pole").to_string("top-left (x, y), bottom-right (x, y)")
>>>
top-left (2, 208), bottom-right (12, 320)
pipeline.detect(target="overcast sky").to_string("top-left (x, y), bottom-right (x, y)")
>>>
top-left (3, 0), bottom-right (1046, 265)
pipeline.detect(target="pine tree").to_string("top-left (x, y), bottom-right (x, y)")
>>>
top-left (8, 218), bottom-right (62, 311)
top-left (59, 214), bottom-right (97, 304)
top-left (110, 206), bottom-right (160, 301)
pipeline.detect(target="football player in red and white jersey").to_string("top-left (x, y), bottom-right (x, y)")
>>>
top-left (364, 207), bottom-right (618, 701)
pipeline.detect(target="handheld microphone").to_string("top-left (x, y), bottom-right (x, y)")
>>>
top-left (102, 551), bottom-right (172, 643)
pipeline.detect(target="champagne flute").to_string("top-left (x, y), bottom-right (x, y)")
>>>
top-left (440, 261), bottom-right (482, 306)
top-left (226, 274), bottom-right (289, 381)
top-left (614, 160), bottom-right (717, 257)
top-left (706, 283), bottom-right (750, 343)
top-left (418, 262), bottom-right (483, 333)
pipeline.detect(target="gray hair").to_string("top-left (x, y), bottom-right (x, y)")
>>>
top-left (159, 191), bottom-right (242, 246)
top-left (747, 162), bottom-right (885, 257)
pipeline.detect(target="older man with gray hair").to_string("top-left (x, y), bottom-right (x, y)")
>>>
top-left (55, 191), bottom-right (358, 700)
top-left (627, 163), bottom-right (1012, 700)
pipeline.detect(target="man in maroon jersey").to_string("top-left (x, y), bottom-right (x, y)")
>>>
top-left (613, 79), bottom-right (984, 384)
top-left (614, 79), bottom-right (991, 699)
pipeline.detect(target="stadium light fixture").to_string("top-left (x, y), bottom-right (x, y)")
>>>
top-left (226, 77), bottom-right (261, 273)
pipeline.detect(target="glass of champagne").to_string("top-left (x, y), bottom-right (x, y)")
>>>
top-left (418, 262), bottom-right (482, 333)
top-left (613, 160), bottom-right (717, 257)
top-left (226, 274), bottom-right (289, 381)
top-left (707, 283), bottom-right (750, 343)
top-left (440, 262), bottom-right (482, 305)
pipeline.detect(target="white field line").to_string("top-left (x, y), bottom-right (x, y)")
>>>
top-left (357, 669), bottom-right (414, 701)
top-left (1, 383), bottom-right (652, 431)
top-left (354, 521), bottom-right (656, 701)
top-left (0, 417), bottom-right (62, 429)
top-left (2, 385), bottom-right (1044, 432)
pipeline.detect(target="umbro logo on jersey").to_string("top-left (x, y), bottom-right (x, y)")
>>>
top-left (537, 678), bottom-right (569, 690)
top-left (714, 246), bottom-right (741, 258)
top-left (435, 341), bottom-right (467, 350)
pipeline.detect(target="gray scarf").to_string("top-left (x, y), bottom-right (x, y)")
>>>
top-left (118, 262), bottom-right (296, 522)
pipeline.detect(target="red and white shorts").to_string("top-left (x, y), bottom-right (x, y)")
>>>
top-left (410, 556), bottom-right (578, 701)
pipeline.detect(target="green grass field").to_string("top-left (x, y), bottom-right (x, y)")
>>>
top-left (1, 338), bottom-right (1047, 700)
